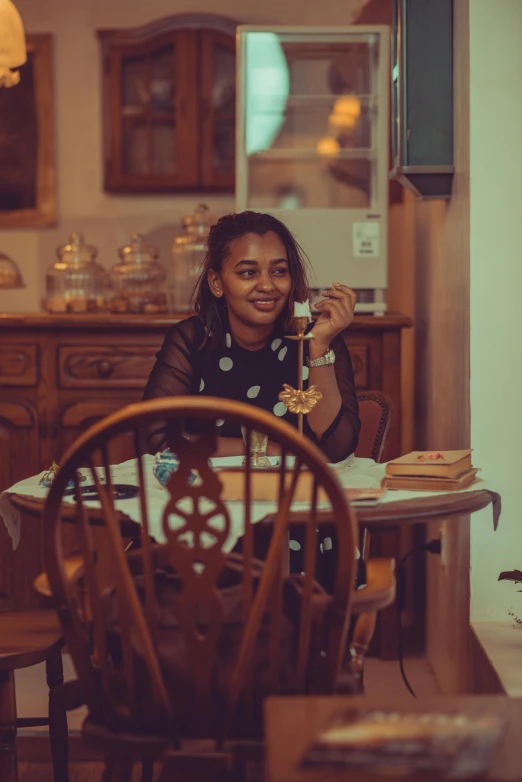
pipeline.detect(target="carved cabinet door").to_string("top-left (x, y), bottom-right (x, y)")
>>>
top-left (58, 399), bottom-right (136, 467)
top-left (0, 401), bottom-right (43, 607)
top-left (0, 401), bottom-right (41, 493)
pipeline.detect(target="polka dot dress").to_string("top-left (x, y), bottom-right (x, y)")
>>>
top-left (195, 323), bottom-right (307, 438)
top-left (144, 312), bottom-right (360, 465)
top-left (194, 319), bottom-right (327, 579)
top-left (143, 314), bottom-right (363, 590)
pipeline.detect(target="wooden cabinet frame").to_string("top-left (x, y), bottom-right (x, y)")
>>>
top-left (98, 14), bottom-right (238, 194)
top-left (0, 34), bottom-right (56, 228)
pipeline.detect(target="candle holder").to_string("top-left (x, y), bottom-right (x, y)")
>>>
top-left (278, 313), bottom-right (323, 436)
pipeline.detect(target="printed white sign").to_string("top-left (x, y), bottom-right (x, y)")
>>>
top-left (353, 222), bottom-right (380, 258)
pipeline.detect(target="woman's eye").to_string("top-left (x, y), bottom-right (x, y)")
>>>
top-left (239, 270), bottom-right (256, 278)
top-left (273, 268), bottom-right (288, 276)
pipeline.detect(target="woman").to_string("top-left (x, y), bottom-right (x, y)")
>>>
top-left (144, 210), bottom-right (361, 461)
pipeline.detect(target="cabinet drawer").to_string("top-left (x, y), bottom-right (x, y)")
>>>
top-left (0, 344), bottom-right (38, 387)
top-left (58, 345), bottom-right (157, 389)
top-left (345, 344), bottom-right (369, 388)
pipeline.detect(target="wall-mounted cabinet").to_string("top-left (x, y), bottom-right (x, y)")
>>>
top-left (390, 0), bottom-right (454, 199)
top-left (98, 15), bottom-right (237, 193)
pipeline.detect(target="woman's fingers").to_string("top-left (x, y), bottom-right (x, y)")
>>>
top-left (316, 297), bottom-right (345, 319)
top-left (322, 284), bottom-right (356, 302)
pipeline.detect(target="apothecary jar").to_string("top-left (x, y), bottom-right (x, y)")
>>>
top-left (44, 233), bottom-right (109, 313)
top-left (109, 233), bottom-right (168, 314)
top-left (169, 204), bottom-right (212, 312)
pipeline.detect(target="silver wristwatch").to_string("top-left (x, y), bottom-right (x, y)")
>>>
top-left (307, 348), bottom-right (336, 368)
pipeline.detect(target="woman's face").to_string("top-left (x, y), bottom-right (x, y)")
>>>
top-left (208, 231), bottom-right (292, 328)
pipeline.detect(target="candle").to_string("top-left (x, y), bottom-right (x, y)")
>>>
top-left (293, 299), bottom-right (311, 320)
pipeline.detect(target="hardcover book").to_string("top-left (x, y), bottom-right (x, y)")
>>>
top-left (218, 469), bottom-right (386, 505)
top-left (300, 707), bottom-right (504, 778)
top-left (382, 467), bottom-right (479, 492)
top-left (385, 450), bottom-right (473, 479)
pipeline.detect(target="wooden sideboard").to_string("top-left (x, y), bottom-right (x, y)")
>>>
top-left (0, 311), bottom-right (412, 657)
top-left (0, 311), bottom-right (411, 494)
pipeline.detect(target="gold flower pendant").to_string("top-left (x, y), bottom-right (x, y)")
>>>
top-left (278, 384), bottom-right (323, 415)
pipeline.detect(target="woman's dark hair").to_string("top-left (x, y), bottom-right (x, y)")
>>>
top-left (192, 210), bottom-right (310, 346)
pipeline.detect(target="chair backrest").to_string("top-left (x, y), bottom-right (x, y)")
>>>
top-left (43, 397), bottom-right (357, 746)
top-left (355, 391), bottom-right (394, 462)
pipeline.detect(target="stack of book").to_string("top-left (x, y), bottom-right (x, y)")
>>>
top-left (382, 449), bottom-right (478, 491)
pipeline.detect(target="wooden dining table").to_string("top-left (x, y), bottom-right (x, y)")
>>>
top-left (260, 487), bottom-right (501, 530)
top-left (255, 486), bottom-right (501, 659)
top-left (1, 484), bottom-right (500, 614)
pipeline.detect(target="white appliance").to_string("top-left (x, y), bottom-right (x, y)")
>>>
top-left (236, 26), bottom-right (390, 314)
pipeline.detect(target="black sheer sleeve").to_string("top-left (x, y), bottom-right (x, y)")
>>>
top-left (304, 334), bottom-right (361, 463)
top-left (142, 317), bottom-right (204, 452)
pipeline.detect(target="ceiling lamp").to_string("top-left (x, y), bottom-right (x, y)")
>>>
top-left (0, 0), bottom-right (26, 87)
top-left (329, 95), bottom-right (361, 130)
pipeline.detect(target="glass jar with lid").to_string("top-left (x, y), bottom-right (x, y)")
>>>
top-left (0, 252), bottom-right (25, 289)
top-left (44, 233), bottom-right (109, 313)
top-left (109, 233), bottom-right (167, 314)
top-left (169, 204), bottom-right (212, 312)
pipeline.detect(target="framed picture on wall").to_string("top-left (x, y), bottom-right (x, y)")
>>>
top-left (0, 33), bottom-right (56, 228)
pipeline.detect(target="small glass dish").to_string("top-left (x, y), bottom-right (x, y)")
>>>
top-left (153, 449), bottom-right (198, 487)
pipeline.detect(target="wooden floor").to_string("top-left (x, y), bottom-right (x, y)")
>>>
top-left (14, 656), bottom-right (439, 781)
top-left (17, 761), bottom-right (158, 781)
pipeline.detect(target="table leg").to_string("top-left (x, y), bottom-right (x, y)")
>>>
top-left (361, 527), bottom-right (400, 660)
top-left (0, 669), bottom-right (18, 782)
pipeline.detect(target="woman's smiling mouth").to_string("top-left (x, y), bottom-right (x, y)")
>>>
top-left (249, 298), bottom-right (280, 312)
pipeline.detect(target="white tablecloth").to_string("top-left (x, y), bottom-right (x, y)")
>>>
top-left (0, 455), bottom-right (487, 552)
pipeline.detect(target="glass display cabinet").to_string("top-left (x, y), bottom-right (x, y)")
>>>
top-left (236, 26), bottom-right (390, 310)
top-left (98, 15), bottom-right (237, 193)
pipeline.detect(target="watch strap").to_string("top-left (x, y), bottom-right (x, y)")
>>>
top-left (306, 348), bottom-right (336, 368)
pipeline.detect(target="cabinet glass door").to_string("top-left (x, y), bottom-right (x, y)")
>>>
top-left (200, 30), bottom-right (236, 189)
top-left (113, 32), bottom-right (198, 189)
top-left (240, 31), bottom-right (384, 210)
top-left (121, 46), bottom-right (176, 176)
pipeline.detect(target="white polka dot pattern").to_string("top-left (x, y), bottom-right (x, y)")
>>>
top-left (278, 346), bottom-right (287, 361)
top-left (289, 540), bottom-right (301, 551)
top-left (216, 419), bottom-right (225, 426)
top-left (225, 333), bottom-right (232, 348)
top-left (219, 357), bottom-right (233, 371)
top-left (271, 338), bottom-right (282, 351)
top-left (199, 378), bottom-right (205, 392)
top-left (302, 365), bottom-right (309, 381)
top-left (247, 385), bottom-right (260, 399)
top-left (273, 401), bottom-right (287, 417)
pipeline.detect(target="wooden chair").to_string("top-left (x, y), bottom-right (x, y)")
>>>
top-left (355, 390), bottom-right (393, 462)
top-left (0, 608), bottom-right (68, 782)
top-left (42, 397), bottom-right (359, 782)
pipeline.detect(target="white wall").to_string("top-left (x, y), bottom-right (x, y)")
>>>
top-left (0, 0), bottom-right (367, 312)
top-left (469, 0), bottom-right (522, 621)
